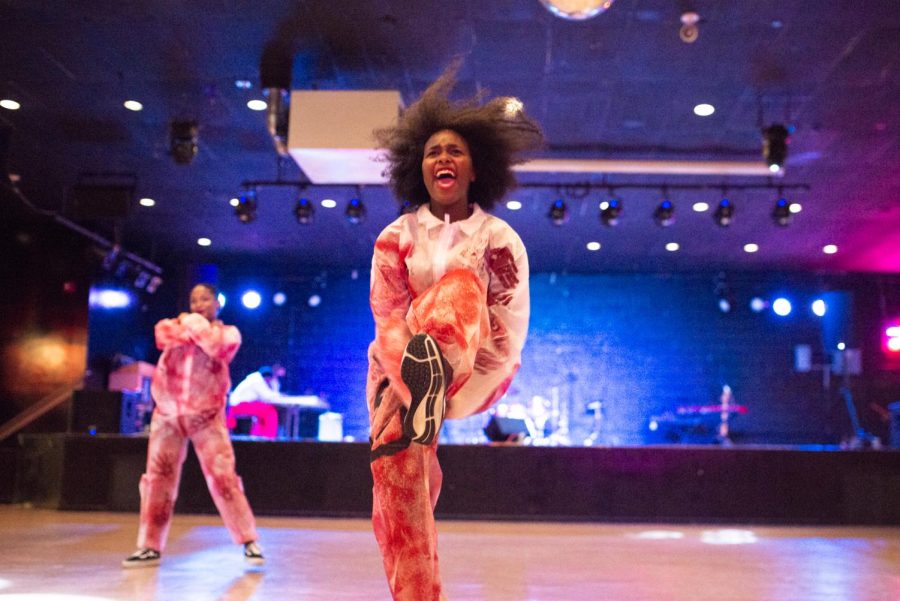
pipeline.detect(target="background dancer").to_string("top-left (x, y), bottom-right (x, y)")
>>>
top-left (366, 61), bottom-right (543, 600)
top-left (122, 283), bottom-right (264, 568)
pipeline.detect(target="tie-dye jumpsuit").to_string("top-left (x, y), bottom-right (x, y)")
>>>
top-left (367, 204), bottom-right (529, 600)
top-left (135, 312), bottom-right (259, 552)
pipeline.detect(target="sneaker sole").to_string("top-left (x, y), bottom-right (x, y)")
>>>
top-left (122, 558), bottom-right (160, 569)
top-left (244, 556), bottom-right (265, 566)
top-left (401, 334), bottom-right (446, 445)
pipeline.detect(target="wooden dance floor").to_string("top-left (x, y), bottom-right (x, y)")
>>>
top-left (0, 505), bottom-right (897, 601)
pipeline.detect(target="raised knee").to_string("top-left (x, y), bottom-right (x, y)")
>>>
top-left (437, 269), bottom-right (484, 299)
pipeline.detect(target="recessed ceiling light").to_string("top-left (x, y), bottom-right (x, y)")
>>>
top-left (247, 99), bottom-right (267, 111)
top-left (665, 242), bottom-right (679, 252)
top-left (743, 243), bottom-right (759, 253)
top-left (789, 203), bottom-right (802, 214)
top-left (229, 197), bottom-right (240, 207)
top-left (586, 241), bottom-right (601, 251)
top-left (197, 237), bottom-right (212, 247)
top-left (692, 202), bottom-right (709, 212)
top-left (235, 79), bottom-right (253, 89)
top-left (0, 99), bottom-right (21, 110)
top-left (123, 100), bottom-right (143, 111)
top-left (693, 103), bottom-right (715, 117)
top-left (139, 198), bottom-right (156, 207)
top-left (506, 200), bottom-right (522, 210)
top-left (823, 244), bottom-right (838, 255)
top-left (321, 199), bottom-right (337, 208)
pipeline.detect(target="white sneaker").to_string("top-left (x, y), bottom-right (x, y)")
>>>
top-left (122, 548), bottom-right (160, 568)
top-left (244, 541), bottom-right (265, 566)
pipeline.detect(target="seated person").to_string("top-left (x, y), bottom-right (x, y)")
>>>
top-left (227, 364), bottom-right (285, 439)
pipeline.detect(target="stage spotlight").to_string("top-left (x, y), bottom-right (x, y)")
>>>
top-left (713, 198), bottom-right (734, 227)
top-left (600, 198), bottom-right (622, 227)
top-left (345, 197), bottom-right (366, 224)
top-left (241, 290), bottom-right (262, 309)
top-left (762, 124), bottom-right (790, 172)
top-left (169, 120), bottom-right (199, 165)
top-left (812, 299), bottom-right (827, 317)
top-left (772, 197), bottom-right (792, 226)
top-left (134, 271), bottom-right (151, 290)
top-left (749, 297), bottom-right (767, 313)
top-left (146, 276), bottom-right (163, 294)
top-left (294, 197), bottom-right (314, 224)
top-left (548, 199), bottom-right (568, 225)
top-left (235, 190), bottom-right (257, 224)
top-left (653, 199), bottom-right (675, 227)
top-left (772, 297), bottom-right (792, 317)
top-left (714, 273), bottom-right (735, 314)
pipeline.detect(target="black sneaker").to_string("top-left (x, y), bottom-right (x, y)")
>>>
top-left (401, 333), bottom-right (447, 445)
top-left (122, 548), bottom-right (161, 568)
top-left (244, 541), bottom-right (265, 566)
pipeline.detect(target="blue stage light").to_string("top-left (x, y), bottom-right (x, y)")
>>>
top-left (811, 299), bottom-right (827, 317)
top-left (242, 290), bottom-right (262, 309)
top-left (772, 297), bottom-right (792, 316)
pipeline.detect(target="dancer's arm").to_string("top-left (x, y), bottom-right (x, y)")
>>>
top-left (154, 317), bottom-right (191, 350)
top-left (180, 312), bottom-right (242, 363)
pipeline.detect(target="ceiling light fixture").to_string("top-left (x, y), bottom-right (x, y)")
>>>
top-left (247, 99), bottom-right (267, 111)
top-left (680, 11), bottom-right (701, 43)
top-left (235, 189), bottom-right (257, 224)
top-left (713, 196), bottom-right (734, 227)
top-left (294, 197), bottom-right (314, 224)
top-left (693, 103), bottom-right (714, 117)
top-left (600, 196), bottom-right (622, 227)
top-left (123, 100), bottom-right (143, 112)
top-left (762, 124), bottom-right (790, 173)
top-left (0, 99), bottom-right (21, 110)
top-left (169, 120), bottom-right (199, 165)
top-left (539, 0), bottom-right (615, 21)
top-left (653, 194), bottom-right (675, 227)
top-left (772, 195), bottom-right (792, 227)
top-left (345, 197), bottom-right (366, 224)
top-left (548, 199), bottom-right (568, 226)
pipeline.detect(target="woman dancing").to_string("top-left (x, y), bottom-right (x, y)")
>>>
top-left (366, 62), bottom-right (543, 600)
top-left (123, 283), bottom-right (264, 568)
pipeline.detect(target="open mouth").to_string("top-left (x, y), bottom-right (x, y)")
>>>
top-left (435, 168), bottom-right (456, 188)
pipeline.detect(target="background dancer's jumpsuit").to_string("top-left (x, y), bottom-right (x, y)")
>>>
top-left (136, 312), bottom-right (259, 552)
top-left (367, 204), bottom-right (529, 600)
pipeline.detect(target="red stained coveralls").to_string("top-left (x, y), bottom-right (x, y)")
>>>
top-left (136, 312), bottom-right (258, 552)
top-left (367, 204), bottom-right (529, 600)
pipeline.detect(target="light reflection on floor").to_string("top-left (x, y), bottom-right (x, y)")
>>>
top-left (0, 506), bottom-right (897, 601)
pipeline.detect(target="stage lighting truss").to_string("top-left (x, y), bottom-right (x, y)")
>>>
top-left (514, 181), bottom-right (808, 229)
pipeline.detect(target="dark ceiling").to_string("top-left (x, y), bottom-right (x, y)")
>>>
top-left (2, 0), bottom-right (899, 280)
